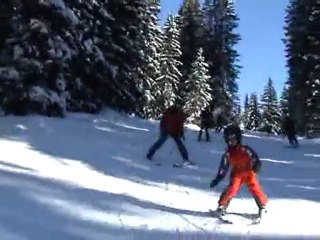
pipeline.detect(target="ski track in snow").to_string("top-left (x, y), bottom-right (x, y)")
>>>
top-left (0, 110), bottom-right (319, 239)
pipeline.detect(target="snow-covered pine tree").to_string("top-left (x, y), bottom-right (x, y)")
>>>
top-left (0, 0), bottom-right (80, 116)
top-left (156, 14), bottom-right (182, 113)
top-left (260, 77), bottom-right (281, 134)
top-left (246, 93), bottom-right (261, 130)
top-left (202, 0), bottom-right (241, 121)
top-left (105, 0), bottom-right (146, 113)
top-left (65, 0), bottom-right (112, 113)
top-left (242, 93), bottom-right (250, 129)
top-left (177, 0), bottom-right (203, 107)
top-left (280, 85), bottom-right (290, 118)
top-left (305, 2), bottom-right (320, 137)
top-left (284, 0), bottom-right (320, 136)
top-left (178, 0), bottom-right (203, 80)
top-left (222, 0), bottom-right (241, 118)
top-left (0, 0), bottom-right (18, 49)
top-left (139, 0), bottom-right (163, 118)
top-left (184, 48), bottom-right (212, 122)
top-left (306, 67), bottom-right (320, 137)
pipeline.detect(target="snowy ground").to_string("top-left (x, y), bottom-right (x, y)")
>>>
top-left (0, 109), bottom-right (319, 240)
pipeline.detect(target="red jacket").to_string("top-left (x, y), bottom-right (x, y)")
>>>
top-left (160, 108), bottom-right (186, 137)
top-left (216, 144), bottom-right (262, 179)
top-left (216, 145), bottom-right (267, 208)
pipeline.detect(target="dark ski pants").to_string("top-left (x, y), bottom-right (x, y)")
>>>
top-left (198, 127), bottom-right (210, 141)
top-left (287, 134), bottom-right (298, 146)
top-left (198, 122), bottom-right (211, 141)
top-left (215, 126), bottom-right (223, 133)
top-left (147, 132), bottom-right (189, 161)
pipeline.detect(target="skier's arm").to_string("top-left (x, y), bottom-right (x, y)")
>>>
top-left (210, 153), bottom-right (229, 187)
top-left (243, 145), bottom-right (262, 173)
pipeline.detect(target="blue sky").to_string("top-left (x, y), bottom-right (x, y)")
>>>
top-left (159, 0), bottom-right (289, 104)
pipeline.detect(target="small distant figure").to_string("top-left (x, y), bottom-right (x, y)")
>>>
top-left (146, 105), bottom-right (189, 163)
top-left (209, 124), bottom-right (268, 218)
top-left (214, 114), bottom-right (225, 133)
top-left (198, 107), bottom-right (213, 142)
top-left (282, 115), bottom-right (299, 147)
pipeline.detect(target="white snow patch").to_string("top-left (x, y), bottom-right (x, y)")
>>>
top-left (0, 110), bottom-right (319, 239)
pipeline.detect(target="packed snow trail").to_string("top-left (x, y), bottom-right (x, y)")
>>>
top-left (0, 110), bottom-right (319, 239)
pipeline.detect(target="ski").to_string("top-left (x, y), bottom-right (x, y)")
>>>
top-left (172, 160), bottom-right (195, 168)
top-left (147, 158), bottom-right (195, 168)
top-left (250, 217), bottom-right (261, 225)
top-left (209, 209), bottom-right (263, 225)
top-left (250, 208), bottom-right (266, 225)
top-left (284, 144), bottom-right (299, 148)
top-left (208, 210), bottom-right (233, 224)
top-left (146, 156), bottom-right (162, 166)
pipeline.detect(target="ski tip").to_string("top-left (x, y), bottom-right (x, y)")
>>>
top-left (172, 161), bottom-right (196, 168)
top-left (249, 218), bottom-right (261, 225)
top-left (172, 164), bottom-right (182, 168)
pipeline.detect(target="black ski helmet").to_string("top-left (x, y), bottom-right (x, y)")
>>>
top-left (223, 124), bottom-right (242, 144)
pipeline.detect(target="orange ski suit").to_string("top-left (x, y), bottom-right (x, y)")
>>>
top-left (215, 144), bottom-right (267, 208)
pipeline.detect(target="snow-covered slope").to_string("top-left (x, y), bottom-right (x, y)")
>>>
top-left (0, 110), bottom-right (319, 240)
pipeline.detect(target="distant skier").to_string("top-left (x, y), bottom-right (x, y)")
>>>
top-left (209, 124), bottom-right (268, 218)
top-left (282, 115), bottom-right (299, 147)
top-left (198, 106), bottom-right (213, 142)
top-left (146, 105), bottom-right (189, 163)
top-left (214, 114), bottom-right (225, 133)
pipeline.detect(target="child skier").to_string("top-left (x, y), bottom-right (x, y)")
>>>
top-left (210, 124), bottom-right (268, 218)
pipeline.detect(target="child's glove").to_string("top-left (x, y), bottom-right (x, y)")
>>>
top-left (252, 161), bottom-right (262, 173)
top-left (210, 178), bottom-right (219, 188)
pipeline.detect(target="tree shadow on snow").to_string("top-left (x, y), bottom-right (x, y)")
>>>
top-left (0, 113), bottom-right (320, 203)
top-left (0, 167), bottom-right (312, 240)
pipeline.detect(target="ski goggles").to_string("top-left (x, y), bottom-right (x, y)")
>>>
top-left (227, 134), bottom-right (238, 145)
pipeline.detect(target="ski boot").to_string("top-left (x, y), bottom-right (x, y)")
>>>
top-left (258, 206), bottom-right (267, 218)
top-left (216, 205), bottom-right (227, 216)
